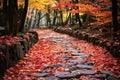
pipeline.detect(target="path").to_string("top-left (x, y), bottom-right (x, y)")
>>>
top-left (3, 29), bottom-right (119, 80)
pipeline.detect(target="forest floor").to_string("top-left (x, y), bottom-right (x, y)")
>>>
top-left (54, 17), bottom-right (120, 57)
top-left (3, 29), bottom-right (120, 80)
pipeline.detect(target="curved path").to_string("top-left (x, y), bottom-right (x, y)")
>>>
top-left (4, 29), bottom-right (119, 80)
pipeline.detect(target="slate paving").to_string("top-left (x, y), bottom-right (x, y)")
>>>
top-left (28, 73), bottom-right (50, 77)
top-left (92, 74), bottom-right (107, 79)
top-left (55, 72), bottom-right (80, 79)
top-left (75, 70), bottom-right (97, 75)
top-left (28, 31), bottom-right (118, 80)
top-left (44, 64), bottom-right (63, 69)
top-left (45, 76), bottom-right (59, 80)
top-left (76, 64), bottom-right (93, 69)
top-left (107, 76), bottom-right (118, 80)
top-left (100, 70), bottom-right (114, 76)
top-left (3, 29), bottom-right (119, 80)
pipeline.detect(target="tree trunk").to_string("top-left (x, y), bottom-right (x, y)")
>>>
top-left (111, 0), bottom-right (119, 35)
top-left (53, 10), bottom-right (58, 26)
top-left (59, 10), bottom-right (63, 26)
top-left (37, 12), bottom-right (41, 28)
top-left (46, 5), bottom-right (51, 27)
top-left (19, 0), bottom-right (28, 32)
top-left (75, 13), bottom-right (82, 27)
top-left (8, 0), bottom-right (14, 35)
top-left (3, 0), bottom-right (10, 35)
top-left (12, 0), bottom-right (19, 36)
top-left (64, 13), bottom-right (71, 25)
top-left (14, 0), bottom-right (18, 11)
top-left (46, 13), bottom-right (51, 27)
top-left (73, 0), bottom-right (82, 28)
top-left (3, 0), bottom-right (19, 36)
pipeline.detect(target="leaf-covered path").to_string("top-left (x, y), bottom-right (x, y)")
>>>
top-left (4, 29), bottom-right (120, 80)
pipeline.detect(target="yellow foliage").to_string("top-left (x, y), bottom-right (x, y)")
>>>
top-left (29, 0), bottom-right (56, 12)
top-left (18, 0), bottom-right (24, 8)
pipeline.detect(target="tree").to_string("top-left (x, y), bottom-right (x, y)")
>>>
top-left (111, 0), bottom-right (119, 37)
top-left (28, 0), bottom-right (55, 27)
top-left (29, 0), bottom-right (55, 12)
top-left (72, 0), bottom-right (82, 28)
top-left (19, 0), bottom-right (28, 32)
top-left (3, 0), bottom-right (9, 34)
top-left (2, 0), bottom-right (29, 36)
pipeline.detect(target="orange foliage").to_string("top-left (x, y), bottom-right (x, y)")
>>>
top-left (94, 11), bottom-right (111, 17)
top-left (59, 0), bottom-right (72, 4)
top-left (52, 0), bottom-right (112, 18)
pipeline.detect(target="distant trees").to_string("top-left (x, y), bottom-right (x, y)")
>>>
top-left (1, 0), bottom-right (118, 37)
top-left (72, 0), bottom-right (82, 28)
top-left (52, 0), bottom-right (102, 27)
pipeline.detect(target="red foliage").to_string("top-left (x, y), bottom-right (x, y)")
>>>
top-left (0, 36), bottom-right (20, 46)
top-left (3, 29), bottom-right (120, 80)
top-left (52, 0), bottom-right (112, 18)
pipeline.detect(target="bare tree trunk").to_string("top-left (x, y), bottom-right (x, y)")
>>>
top-left (72, 0), bottom-right (82, 28)
top-left (64, 13), bottom-right (71, 25)
top-left (3, 0), bottom-right (10, 35)
top-left (111, 0), bottom-right (119, 37)
top-left (8, 0), bottom-right (14, 35)
top-left (37, 12), bottom-right (41, 28)
top-left (19, 0), bottom-right (28, 32)
top-left (46, 6), bottom-right (51, 27)
top-left (3, 0), bottom-right (19, 36)
top-left (59, 10), bottom-right (63, 26)
top-left (53, 10), bottom-right (58, 26)
top-left (14, 0), bottom-right (18, 11)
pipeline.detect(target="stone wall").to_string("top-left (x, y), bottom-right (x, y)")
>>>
top-left (0, 31), bottom-right (38, 78)
top-left (54, 27), bottom-right (120, 57)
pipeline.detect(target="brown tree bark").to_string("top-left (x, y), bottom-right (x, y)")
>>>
top-left (73, 0), bottom-right (82, 28)
top-left (9, 0), bottom-right (19, 36)
top-left (111, 0), bottom-right (119, 33)
top-left (64, 13), bottom-right (71, 25)
top-left (59, 10), bottom-right (64, 26)
top-left (3, 0), bottom-right (10, 35)
top-left (8, 0), bottom-right (14, 35)
top-left (53, 10), bottom-right (58, 26)
top-left (19, 0), bottom-right (28, 32)
top-left (14, 0), bottom-right (18, 11)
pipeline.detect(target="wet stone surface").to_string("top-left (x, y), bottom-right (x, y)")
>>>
top-left (100, 70), bottom-right (114, 76)
top-left (27, 36), bottom-right (119, 80)
top-left (71, 53), bottom-right (85, 56)
top-left (75, 70), bottom-right (97, 75)
top-left (55, 72), bottom-right (80, 79)
top-left (67, 66), bottom-right (78, 72)
top-left (92, 74), bottom-right (107, 79)
top-left (61, 56), bottom-right (71, 60)
top-left (76, 64), bottom-right (93, 69)
top-left (84, 61), bottom-right (95, 65)
top-left (44, 64), bottom-right (63, 69)
top-left (71, 53), bottom-right (87, 59)
top-left (45, 76), bottom-right (59, 80)
top-left (107, 76), bottom-right (118, 80)
top-left (28, 73), bottom-right (49, 77)
top-left (63, 62), bottom-right (77, 67)
top-left (3, 30), bottom-right (119, 80)
top-left (42, 36), bottom-right (118, 79)
top-left (69, 59), bottom-right (86, 64)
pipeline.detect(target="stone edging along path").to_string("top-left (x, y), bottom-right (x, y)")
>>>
top-left (53, 27), bottom-right (120, 57)
top-left (3, 29), bottom-right (119, 80)
top-left (4, 29), bottom-right (119, 80)
top-left (0, 31), bottom-right (38, 78)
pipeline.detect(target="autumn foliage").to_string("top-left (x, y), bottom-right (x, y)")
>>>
top-left (3, 29), bottom-right (120, 80)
